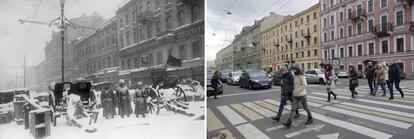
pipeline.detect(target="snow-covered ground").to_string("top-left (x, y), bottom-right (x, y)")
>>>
top-left (0, 102), bottom-right (205, 139)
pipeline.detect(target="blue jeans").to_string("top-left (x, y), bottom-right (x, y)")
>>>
top-left (349, 87), bottom-right (357, 97)
top-left (275, 97), bottom-right (299, 119)
top-left (373, 82), bottom-right (386, 95)
top-left (388, 80), bottom-right (403, 97)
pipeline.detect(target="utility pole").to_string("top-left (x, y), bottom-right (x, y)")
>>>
top-left (19, 0), bottom-right (96, 84)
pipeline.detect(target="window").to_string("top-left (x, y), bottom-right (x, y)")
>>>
top-left (339, 12), bottom-right (343, 22)
top-left (396, 11), bottom-right (403, 26)
top-left (331, 49), bottom-right (335, 59)
top-left (368, 19), bottom-right (374, 32)
top-left (120, 34), bottom-right (124, 48)
top-left (147, 25), bottom-right (151, 38)
top-left (368, 0), bottom-right (373, 12)
top-left (348, 8), bottom-right (352, 20)
top-left (178, 10), bottom-right (185, 26)
top-left (314, 49), bottom-right (318, 56)
top-left (307, 15), bottom-right (310, 22)
top-left (307, 63), bottom-right (311, 70)
top-left (381, 0), bottom-right (387, 8)
top-left (301, 51), bottom-right (304, 58)
top-left (157, 51), bottom-right (163, 64)
top-left (132, 10), bottom-right (136, 22)
top-left (330, 0), bottom-right (334, 7)
top-left (166, 15), bottom-right (172, 30)
top-left (324, 50), bottom-right (328, 59)
top-left (348, 46), bottom-right (353, 57)
top-left (381, 15), bottom-right (387, 31)
top-left (301, 18), bottom-right (304, 25)
top-left (146, 1), bottom-right (151, 11)
top-left (313, 12), bottom-right (317, 19)
top-left (314, 25), bottom-right (317, 32)
top-left (339, 28), bottom-right (344, 39)
top-left (148, 53), bottom-right (153, 66)
top-left (357, 44), bottom-right (363, 56)
top-left (381, 40), bottom-right (388, 54)
top-left (357, 23), bottom-right (362, 35)
top-left (307, 50), bottom-right (311, 57)
top-left (331, 30), bottom-right (335, 41)
top-left (368, 42), bottom-right (374, 55)
top-left (324, 33), bottom-right (327, 42)
top-left (192, 41), bottom-right (202, 58)
top-left (191, 5), bottom-right (200, 22)
top-left (126, 15), bottom-right (128, 25)
top-left (396, 38), bottom-right (404, 52)
top-left (156, 19), bottom-right (161, 33)
top-left (314, 37), bottom-right (318, 44)
top-left (127, 58), bottom-right (131, 69)
top-left (340, 47), bottom-right (344, 58)
top-left (323, 18), bottom-right (327, 27)
top-left (348, 25), bottom-right (352, 37)
top-left (155, 0), bottom-right (159, 9)
top-left (134, 57), bottom-right (139, 68)
top-left (330, 15), bottom-right (334, 25)
top-left (108, 56), bottom-right (111, 67)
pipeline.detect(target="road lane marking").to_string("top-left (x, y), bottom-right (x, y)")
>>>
top-left (307, 95), bottom-right (341, 103)
top-left (323, 106), bottom-right (412, 129)
top-left (307, 112), bottom-right (393, 139)
top-left (217, 105), bottom-right (247, 125)
top-left (253, 100), bottom-right (278, 112)
top-left (230, 104), bottom-right (263, 121)
top-left (317, 133), bottom-right (340, 139)
top-left (285, 124), bottom-right (325, 138)
top-left (220, 88), bottom-right (280, 97)
top-left (340, 102), bottom-right (414, 118)
top-left (242, 102), bottom-right (274, 117)
top-left (355, 88), bottom-right (414, 98)
top-left (332, 89), bottom-right (414, 104)
top-left (207, 108), bottom-right (225, 132)
top-left (265, 125), bottom-right (284, 132)
top-left (235, 123), bottom-right (270, 139)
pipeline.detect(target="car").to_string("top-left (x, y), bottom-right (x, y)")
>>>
top-left (400, 72), bottom-right (407, 80)
top-left (227, 71), bottom-right (242, 85)
top-left (271, 70), bottom-right (283, 86)
top-left (207, 72), bottom-right (223, 97)
top-left (305, 69), bottom-right (337, 84)
top-left (239, 70), bottom-right (272, 90)
top-left (219, 71), bottom-right (230, 83)
top-left (337, 70), bottom-right (348, 78)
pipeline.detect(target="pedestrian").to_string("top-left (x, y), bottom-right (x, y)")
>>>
top-left (100, 82), bottom-right (116, 119)
top-left (349, 66), bottom-right (359, 98)
top-left (134, 81), bottom-right (147, 118)
top-left (116, 79), bottom-right (133, 118)
top-left (383, 63), bottom-right (390, 95)
top-left (210, 71), bottom-right (221, 99)
top-left (388, 61), bottom-right (404, 100)
top-left (271, 66), bottom-right (299, 122)
top-left (282, 65), bottom-right (313, 128)
top-left (372, 64), bottom-right (386, 96)
top-left (365, 62), bottom-right (376, 94)
top-left (323, 64), bottom-right (337, 102)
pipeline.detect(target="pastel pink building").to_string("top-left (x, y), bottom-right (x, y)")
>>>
top-left (320, 0), bottom-right (414, 75)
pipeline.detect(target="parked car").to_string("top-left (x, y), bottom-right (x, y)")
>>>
top-left (207, 72), bottom-right (223, 97)
top-left (337, 70), bottom-right (348, 78)
top-left (239, 70), bottom-right (272, 90)
top-left (271, 70), bottom-right (283, 86)
top-left (227, 71), bottom-right (242, 85)
top-left (219, 71), bottom-right (230, 83)
top-left (305, 69), bottom-right (337, 84)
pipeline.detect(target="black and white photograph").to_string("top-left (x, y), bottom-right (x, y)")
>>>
top-left (0, 0), bottom-right (205, 139)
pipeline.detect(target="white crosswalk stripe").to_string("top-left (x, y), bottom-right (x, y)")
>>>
top-left (236, 123), bottom-right (270, 139)
top-left (217, 105), bottom-right (247, 125)
top-left (242, 102), bottom-right (274, 117)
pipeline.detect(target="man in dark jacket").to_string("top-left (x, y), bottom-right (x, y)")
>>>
top-left (211, 71), bottom-right (221, 99)
top-left (116, 79), bottom-right (133, 118)
top-left (388, 62), bottom-right (404, 100)
top-left (271, 66), bottom-right (299, 122)
top-left (365, 62), bottom-right (376, 94)
top-left (100, 83), bottom-right (116, 119)
top-left (349, 66), bottom-right (359, 98)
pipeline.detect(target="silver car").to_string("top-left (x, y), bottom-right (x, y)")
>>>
top-left (305, 69), bottom-right (337, 84)
top-left (227, 71), bottom-right (242, 85)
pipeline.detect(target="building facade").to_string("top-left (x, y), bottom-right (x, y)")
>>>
top-left (320, 0), bottom-right (414, 75)
top-left (74, 17), bottom-right (119, 84)
top-left (216, 43), bottom-right (234, 71)
top-left (261, 4), bottom-right (321, 72)
top-left (116, 0), bottom-right (204, 85)
top-left (233, 21), bottom-right (261, 70)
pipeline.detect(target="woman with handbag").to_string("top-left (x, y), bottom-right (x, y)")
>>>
top-left (349, 66), bottom-right (359, 98)
top-left (371, 64), bottom-right (386, 96)
top-left (324, 64), bottom-right (337, 102)
top-left (282, 65), bottom-right (313, 128)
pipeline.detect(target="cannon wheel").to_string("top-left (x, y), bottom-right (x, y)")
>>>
top-left (174, 86), bottom-right (187, 102)
top-left (145, 87), bottom-right (162, 115)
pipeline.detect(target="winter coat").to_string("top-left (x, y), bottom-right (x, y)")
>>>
top-left (383, 66), bottom-right (389, 81)
top-left (100, 89), bottom-right (116, 117)
top-left (116, 86), bottom-right (133, 116)
top-left (366, 66), bottom-right (376, 80)
top-left (281, 71), bottom-right (294, 100)
top-left (293, 75), bottom-right (307, 97)
top-left (211, 76), bottom-right (221, 90)
top-left (325, 69), bottom-right (336, 89)
top-left (134, 88), bottom-right (147, 116)
top-left (349, 70), bottom-right (359, 88)
top-left (389, 64), bottom-right (402, 82)
top-left (375, 68), bottom-right (386, 84)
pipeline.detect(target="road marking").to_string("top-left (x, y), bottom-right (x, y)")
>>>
top-left (242, 102), bottom-right (275, 117)
top-left (308, 112), bottom-right (393, 139)
top-left (265, 125), bottom-right (284, 132)
top-left (355, 88), bottom-right (414, 98)
top-left (219, 129), bottom-right (234, 139)
top-left (253, 100), bottom-right (278, 112)
top-left (207, 108), bottom-right (225, 132)
top-left (307, 102), bottom-right (323, 107)
top-left (220, 88), bottom-right (280, 97)
top-left (230, 104), bottom-right (263, 121)
top-left (340, 102), bottom-right (414, 118)
top-left (285, 124), bottom-right (325, 138)
top-left (217, 105), bottom-right (247, 125)
top-left (323, 106), bottom-right (412, 129)
top-left (236, 123), bottom-right (270, 139)
top-left (357, 86), bottom-right (414, 93)
top-left (333, 88), bottom-right (414, 104)
top-left (317, 133), bottom-right (339, 139)
top-left (307, 95), bottom-right (341, 103)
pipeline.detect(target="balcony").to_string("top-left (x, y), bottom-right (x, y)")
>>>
top-left (409, 22), bottom-right (414, 33)
top-left (137, 11), bottom-right (155, 23)
top-left (274, 40), bottom-right (280, 46)
top-left (403, 0), bottom-right (413, 7)
top-left (350, 9), bottom-right (366, 22)
top-left (372, 23), bottom-right (393, 38)
top-left (302, 32), bottom-right (311, 39)
top-left (286, 37), bottom-right (293, 43)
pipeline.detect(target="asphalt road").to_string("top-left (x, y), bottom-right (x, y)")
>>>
top-left (207, 78), bottom-right (414, 139)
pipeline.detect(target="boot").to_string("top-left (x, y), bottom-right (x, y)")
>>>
top-left (401, 91), bottom-right (404, 98)
top-left (305, 118), bottom-right (313, 125)
top-left (327, 93), bottom-right (331, 102)
top-left (293, 113), bottom-right (300, 119)
top-left (282, 119), bottom-right (292, 128)
top-left (388, 97), bottom-right (394, 100)
top-left (271, 116), bottom-right (280, 122)
top-left (331, 91), bottom-right (337, 100)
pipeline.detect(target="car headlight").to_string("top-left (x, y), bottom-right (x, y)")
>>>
top-left (253, 80), bottom-right (259, 82)
top-left (268, 79), bottom-right (272, 81)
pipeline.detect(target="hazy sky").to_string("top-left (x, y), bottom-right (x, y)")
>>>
top-left (206, 0), bottom-right (319, 61)
top-left (0, 0), bottom-right (128, 82)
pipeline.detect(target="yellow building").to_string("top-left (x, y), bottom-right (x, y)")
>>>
top-left (260, 4), bottom-right (320, 72)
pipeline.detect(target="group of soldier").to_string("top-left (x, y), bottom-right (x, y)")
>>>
top-left (100, 79), bottom-right (148, 119)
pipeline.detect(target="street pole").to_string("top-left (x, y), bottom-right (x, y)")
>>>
top-left (60, 0), bottom-right (65, 83)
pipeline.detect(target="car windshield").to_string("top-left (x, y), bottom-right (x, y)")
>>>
top-left (232, 72), bottom-right (242, 76)
top-left (317, 70), bottom-right (325, 74)
top-left (249, 72), bottom-right (266, 77)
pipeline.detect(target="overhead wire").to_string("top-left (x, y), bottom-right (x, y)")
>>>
top-left (212, 0), bottom-right (238, 34)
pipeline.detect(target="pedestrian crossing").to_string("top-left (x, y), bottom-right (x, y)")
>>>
top-left (207, 88), bottom-right (414, 139)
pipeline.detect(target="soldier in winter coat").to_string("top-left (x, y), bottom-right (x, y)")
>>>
top-left (100, 83), bottom-right (116, 119)
top-left (134, 82), bottom-right (147, 118)
top-left (116, 79), bottom-right (133, 118)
